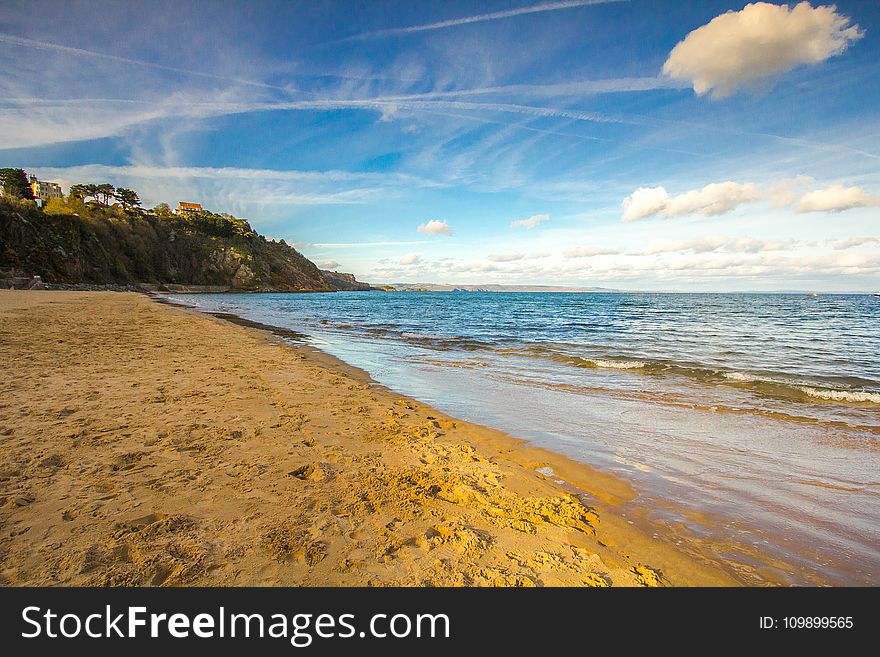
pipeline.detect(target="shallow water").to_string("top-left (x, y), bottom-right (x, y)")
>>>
top-left (174, 291), bottom-right (880, 585)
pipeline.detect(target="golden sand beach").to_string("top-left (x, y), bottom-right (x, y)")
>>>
top-left (0, 291), bottom-right (737, 586)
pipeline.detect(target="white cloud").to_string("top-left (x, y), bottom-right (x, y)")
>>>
top-left (510, 213), bottom-right (550, 229)
top-left (622, 182), bottom-right (760, 221)
top-left (378, 103), bottom-right (400, 122)
top-left (317, 260), bottom-right (340, 270)
top-left (796, 184), bottom-right (880, 213)
top-left (638, 236), bottom-right (728, 255)
top-left (446, 261), bottom-right (499, 273)
top-left (417, 219), bottom-right (453, 236)
top-left (663, 2), bottom-right (863, 99)
top-left (487, 253), bottom-right (526, 262)
top-left (833, 237), bottom-right (880, 250)
top-left (767, 175), bottom-right (816, 207)
top-left (636, 236), bottom-right (790, 255)
top-left (564, 246), bottom-right (622, 258)
top-left (400, 253), bottom-right (422, 265)
top-left (725, 237), bottom-right (789, 253)
top-left (620, 187), bottom-right (670, 222)
top-left (622, 178), bottom-right (880, 221)
top-left (666, 182), bottom-right (762, 217)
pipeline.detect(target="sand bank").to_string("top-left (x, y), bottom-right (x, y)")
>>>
top-left (0, 291), bottom-right (736, 586)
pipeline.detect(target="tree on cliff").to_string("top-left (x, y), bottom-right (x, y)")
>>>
top-left (69, 183), bottom-right (100, 204)
top-left (151, 203), bottom-right (174, 217)
top-left (68, 183), bottom-right (116, 205)
top-left (68, 184), bottom-right (89, 200)
top-left (0, 168), bottom-right (34, 200)
top-left (114, 188), bottom-right (141, 210)
top-left (95, 184), bottom-right (116, 206)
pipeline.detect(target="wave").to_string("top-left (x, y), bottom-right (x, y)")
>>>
top-left (798, 387), bottom-right (880, 404)
top-left (526, 348), bottom-right (880, 406)
top-left (722, 371), bottom-right (760, 383)
top-left (244, 312), bottom-right (880, 408)
top-left (579, 357), bottom-right (647, 370)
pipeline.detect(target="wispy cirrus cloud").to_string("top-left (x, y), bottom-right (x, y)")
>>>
top-left (0, 95), bottom-right (636, 151)
top-left (378, 77), bottom-right (684, 100)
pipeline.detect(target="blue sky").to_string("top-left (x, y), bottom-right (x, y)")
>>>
top-left (1, 0), bottom-right (878, 290)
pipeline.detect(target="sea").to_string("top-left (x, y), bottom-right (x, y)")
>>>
top-left (171, 291), bottom-right (880, 585)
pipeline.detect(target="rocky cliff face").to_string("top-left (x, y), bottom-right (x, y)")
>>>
top-left (0, 199), bottom-right (362, 292)
top-left (321, 270), bottom-right (373, 291)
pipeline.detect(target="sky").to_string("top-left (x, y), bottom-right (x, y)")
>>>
top-left (1, 0), bottom-right (879, 291)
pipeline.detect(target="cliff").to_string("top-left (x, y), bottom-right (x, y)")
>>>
top-left (321, 270), bottom-right (373, 291)
top-left (0, 198), bottom-right (366, 292)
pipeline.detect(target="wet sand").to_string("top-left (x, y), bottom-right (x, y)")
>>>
top-left (0, 291), bottom-right (737, 586)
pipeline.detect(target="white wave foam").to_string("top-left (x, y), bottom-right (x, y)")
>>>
top-left (723, 371), bottom-right (760, 382)
top-left (798, 387), bottom-right (880, 404)
top-left (586, 358), bottom-right (646, 370)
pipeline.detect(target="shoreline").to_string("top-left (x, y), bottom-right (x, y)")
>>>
top-left (1, 290), bottom-right (741, 585)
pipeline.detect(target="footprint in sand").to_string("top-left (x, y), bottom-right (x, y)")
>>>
top-left (288, 463), bottom-right (327, 482)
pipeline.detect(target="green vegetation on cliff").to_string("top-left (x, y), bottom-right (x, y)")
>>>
top-left (0, 195), bottom-right (335, 291)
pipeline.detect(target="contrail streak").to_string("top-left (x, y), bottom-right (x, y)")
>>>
top-left (342, 0), bottom-right (625, 41)
top-left (0, 34), bottom-right (297, 93)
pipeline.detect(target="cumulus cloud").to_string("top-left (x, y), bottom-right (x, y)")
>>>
top-left (663, 2), bottom-right (863, 99)
top-left (510, 213), bottom-right (550, 229)
top-left (564, 246), bottom-right (622, 258)
top-left (622, 182), bottom-right (761, 221)
top-left (487, 253), bottom-right (526, 262)
top-left (400, 253), bottom-right (422, 265)
top-left (417, 219), bottom-right (453, 236)
top-left (317, 260), bottom-right (341, 270)
top-left (767, 175), bottom-right (816, 207)
top-left (620, 187), bottom-right (669, 222)
top-left (795, 184), bottom-right (880, 213)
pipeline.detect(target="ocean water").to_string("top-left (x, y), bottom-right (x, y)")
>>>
top-left (173, 291), bottom-right (880, 585)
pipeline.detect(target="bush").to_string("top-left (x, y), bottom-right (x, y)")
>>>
top-left (43, 197), bottom-right (73, 216)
